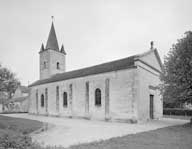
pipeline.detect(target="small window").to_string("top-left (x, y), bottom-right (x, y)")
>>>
top-left (95, 88), bottom-right (101, 106)
top-left (56, 62), bottom-right (60, 69)
top-left (41, 94), bottom-right (44, 107)
top-left (63, 92), bottom-right (68, 107)
top-left (43, 62), bottom-right (46, 69)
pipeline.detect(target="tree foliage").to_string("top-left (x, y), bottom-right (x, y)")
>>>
top-left (161, 31), bottom-right (192, 104)
top-left (0, 64), bottom-right (20, 99)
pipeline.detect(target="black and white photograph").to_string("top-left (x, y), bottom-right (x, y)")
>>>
top-left (0, 0), bottom-right (191, 148)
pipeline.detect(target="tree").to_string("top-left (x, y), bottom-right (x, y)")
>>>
top-left (0, 64), bottom-right (20, 99)
top-left (161, 31), bottom-right (192, 107)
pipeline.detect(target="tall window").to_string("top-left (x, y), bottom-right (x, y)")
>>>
top-left (41, 94), bottom-right (44, 107)
top-left (56, 86), bottom-right (59, 111)
top-left (45, 88), bottom-right (48, 112)
top-left (56, 62), bottom-right (60, 69)
top-left (95, 88), bottom-right (101, 106)
top-left (63, 92), bottom-right (68, 107)
top-left (36, 90), bottom-right (38, 112)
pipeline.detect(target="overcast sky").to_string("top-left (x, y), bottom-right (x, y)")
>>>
top-left (0, 0), bottom-right (192, 85)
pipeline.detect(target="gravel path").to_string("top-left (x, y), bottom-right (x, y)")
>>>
top-left (2, 114), bottom-right (189, 148)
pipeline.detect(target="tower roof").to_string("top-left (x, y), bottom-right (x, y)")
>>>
top-left (40, 43), bottom-right (44, 51)
top-left (60, 44), bottom-right (66, 55)
top-left (45, 22), bottom-right (59, 51)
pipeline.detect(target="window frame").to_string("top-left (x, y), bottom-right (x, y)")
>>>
top-left (95, 88), bottom-right (101, 107)
top-left (63, 92), bottom-right (68, 107)
top-left (41, 94), bottom-right (44, 107)
top-left (56, 62), bottom-right (60, 69)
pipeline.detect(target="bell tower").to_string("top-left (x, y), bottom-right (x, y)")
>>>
top-left (39, 19), bottom-right (66, 80)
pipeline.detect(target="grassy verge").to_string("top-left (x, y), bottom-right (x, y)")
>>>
top-left (0, 115), bottom-right (43, 149)
top-left (0, 115), bottom-right (43, 136)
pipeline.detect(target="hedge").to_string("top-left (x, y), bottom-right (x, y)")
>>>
top-left (163, 108), bottom-right (192, 116)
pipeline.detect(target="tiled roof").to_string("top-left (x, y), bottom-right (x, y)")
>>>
top-left (45, 22), bottom-right (59, 51)
top-left (29, 55), bottom-right (136, 87)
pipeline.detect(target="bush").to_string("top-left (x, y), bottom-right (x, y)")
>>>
top-left (0, 133), bottom-right (33, 149)
top-left (163, 108), bottom-right (192, 116)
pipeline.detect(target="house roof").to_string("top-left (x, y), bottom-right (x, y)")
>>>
top-left (45, 22), bottom-right (59, 51)
top-left (29, 55), bottom-right (136, 87)
top-left (5, 96), bottom-right (28, 104)
top-left (19, 86), bottom-right (30, 93)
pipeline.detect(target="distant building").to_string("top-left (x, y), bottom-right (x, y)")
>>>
top-left (29, 21), bottom-right (163, 122)
top-left (4, 86), bottom-right (30, 113)
top-left (0, 92), bottom-right (8, 113)
top-left (0, 99), bottom-right (3, 113)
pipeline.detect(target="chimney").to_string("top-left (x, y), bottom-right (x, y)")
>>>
top-left (150, 41), bottom-right (154, 50)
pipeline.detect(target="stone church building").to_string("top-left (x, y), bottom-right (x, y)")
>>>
top-left (29, 22), bottom-right (163, 122)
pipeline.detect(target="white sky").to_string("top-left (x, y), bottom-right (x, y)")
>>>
top-left (0, 0), bottom-right (192, 85)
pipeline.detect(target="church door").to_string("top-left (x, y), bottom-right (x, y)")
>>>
top-left (149, 94), bottom-right (154, 119)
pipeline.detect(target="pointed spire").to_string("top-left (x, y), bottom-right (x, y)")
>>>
top-left (60, 44), bottom-right (66, 55)
top-left (45, 20), bottom-right (59, 51)
top-left (40, 43), bottom-right (44, 52)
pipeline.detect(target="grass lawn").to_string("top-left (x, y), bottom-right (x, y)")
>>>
top-left (68, 123), bottom-right (192, 149)
top-left (0, 115), bottom-right (43, 136)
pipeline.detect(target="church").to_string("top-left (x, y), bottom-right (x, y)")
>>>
top-left (29, 21), bottom-right (163, 122)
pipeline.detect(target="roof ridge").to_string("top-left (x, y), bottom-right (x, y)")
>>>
top-left (29, 55), bottom-right (136, 87)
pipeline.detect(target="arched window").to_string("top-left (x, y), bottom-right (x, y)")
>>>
top-left (95, 88), bottom-right (101, 106)
top-left (41, 94), bottom-right (44, 107)
top-left (63, 92), bottom-right (68, 107)
top-left (56, 86), bottom-right (59, 111)
top-left (56, 62), bottom-right (60, 69)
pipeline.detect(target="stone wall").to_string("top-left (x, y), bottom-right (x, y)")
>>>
top-left (40, 49), bottom-right (66, 80)
top-left (29, 68), bottom-right (138, 121)
top-left (136, 52), bottom-right (163, 121)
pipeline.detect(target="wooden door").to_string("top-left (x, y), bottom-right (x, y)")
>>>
top-left (149, 94), bottom-right (154, 119)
